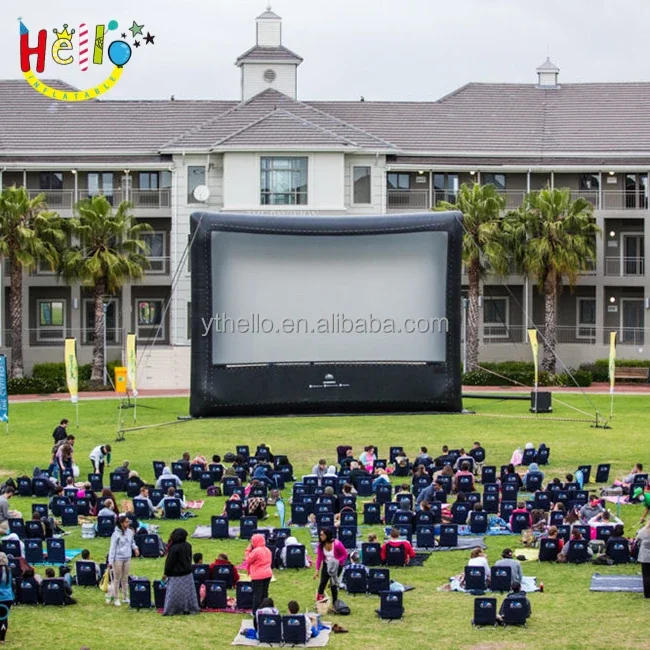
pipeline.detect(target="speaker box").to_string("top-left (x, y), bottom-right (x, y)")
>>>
top-left (530, 391), bottom-right (552, 413)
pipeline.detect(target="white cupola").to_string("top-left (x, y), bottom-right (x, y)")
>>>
top-left (536, 57), bottom-right (560, 89)
top-left (236, 5), bottom-right (303, 102)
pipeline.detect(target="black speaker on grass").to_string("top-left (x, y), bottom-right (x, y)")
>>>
top-left (530, 391), bottom-right (552, 413)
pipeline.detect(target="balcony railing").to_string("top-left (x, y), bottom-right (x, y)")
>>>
top-left (28, 189), bottom-right (75, 210)
top-left (131, 189), bottom-right (171, 209)
top-left (77, 190), bottom-right (124, 205)
top-left (387, 189), bottom-right (430, 210)
top-left (480, 325), bottom-right (646, 346)
top-left (605, 256), bottom-right (645, 276)
top-left (145, 256), bottom-right (171, 275)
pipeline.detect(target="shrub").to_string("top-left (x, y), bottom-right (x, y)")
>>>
top-left (579, 358), bottom-right (650, 382)
top-left (462, 365), bottom-right (552, 387)
top-left (555, 369), bottom-right (592, 387)
top-left (7, 377), bottom-right (58, 395)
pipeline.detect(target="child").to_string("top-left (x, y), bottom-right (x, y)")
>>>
top-left (209, 553), bottom-right (240, 586)
top-left (80, 549), bottom-right (101, 583)
top-left (367, 533), bottom-right (378, 543)
top-left (287, 600), bottom-right (313, 643)
top-left (307, 513), bottom-right (318, 537)
top-left (255, 597), bottom-right (279, 630)
top-left (193, 552), bottom-right (203, 565)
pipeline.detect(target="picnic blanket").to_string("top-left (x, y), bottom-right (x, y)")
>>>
top-left (233, 620), bottom-right (332, 647)
top-left (32, 548), bottom-right (82, 566)
top-left (602, 496), bottom-right (628, 505)
top-left (191, 526), bottom-right (214, 539)
top-left (429, 537), bottom-right (487, 552)
top-left (185, 500), bottom-right (205, 510)
top-left (446, 575), bottom-right (539, 593)
top-left (157, 607), bottom-right (252, 614)
top-left (408, 552), bottom-right (431, 567)
top-left (589, 573), bottom-right (643, 592)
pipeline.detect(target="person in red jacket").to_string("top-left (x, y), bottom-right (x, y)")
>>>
top-left (380, 527), bottom-right (416, 564)
top-left (209, 553), bottom-right (240, 586)
top-left (244, 534), bottom-right (273, 623)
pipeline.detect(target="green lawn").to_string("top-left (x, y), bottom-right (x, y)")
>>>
top-left (0, 394), bottom-right (647, 650)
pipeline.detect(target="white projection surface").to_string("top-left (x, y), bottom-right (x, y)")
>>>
top-left (210, 231), bottom-right (448, 364)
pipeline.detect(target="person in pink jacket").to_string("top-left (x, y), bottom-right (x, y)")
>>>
top-left (244, 533), bottom-right (273, 623)
top-left (313, 528), bottom-right (348, 603)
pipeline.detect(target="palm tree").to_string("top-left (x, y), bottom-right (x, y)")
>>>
top-left (0, 186), bottom-right (64, 378)
top-left (436, 183), bottom-right (509, 371)
top-left (61, 196), bottom-right (152, 383)
top-left (506, 187), bottom-right (600, 374)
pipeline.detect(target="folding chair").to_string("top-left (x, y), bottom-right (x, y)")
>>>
top-left (500, 502), bottom-right (515, 522)
top-left (7, 556), bottom-right (21, 579)
top-left (25, 538), bottom-right (44, 564)
top-left (344, 568), bottom-right (368, 595)
top-left (377, 591), bottom-right (403, 620)
top-left (205, 580), bottom-right (227, 609)
top-left (566, 540), bottom-right (590, 564)
top-left (134, 499), bottom-right (152, 520)
top-left (467, 492), bottom-right (482, 507)
top-left (17, 578), bottom-right (40, 604)
top-left (484, 493), bottom-right (499, 514)
top-left (236, 581), bottom-right (254, 609)
top-left (536, 447), bottom-right (550, 465)
top-left (456, 475), bottom-right (474, 493)
top-left (452, 503), bottom-right (470, 525)
top-left (225, 499), bottom-right (243, 521)
top-left (149, 488), bottom-right (164, 507)
top-left (440, 524), bottom-right (458, 547)
top-left (608, 540), bottom-right (630, 564)
top-left (240, 516), bottom-right (258, 540)
top-left (75, 497), bottom-right (90, 517)
top-left (539, 538), bottom-right (560, 562)
top-left (32, 503), bottom-right (48, 519)
top-left (341, 510), bottom-right (358, 527)
top-left (416, 525), bottom-right (435, 549)
top-left (76, 561), bottom-right (99, 587)
top-left (532, 491), bottom-right (551, 511)
top-left (209, 562), bottom-right (234, 588)
top-left (437, 475), bottom-right (452, 494)
top-left (556, 525), bottom-right (571, 543)
top-left (126, 480), bottom-right (141, 498)
top-left (502, 484), bottom-right (518, 502)
top-left (209, 464), bottom-right (224, 483)
top-left (1, 538), bottom-right (21, 558)
top-left (472, 597), bottom-right (497, 626)
top-left (356, 477), bottom-right (373, 497)
top-left (316, 513), bottom-right (334, 529)
top-left (502, 598), bottom-right (528, 627)
top-left (375, 484), bottom-right (393, 506)
top-left (524, 474), bottom-right (542, 493)
top-left (32, 477), bottom-right (49, 498)
top-left (361, 543), bottom-right (381, 567)
top-left (595, 464), bottom-right (611, 484)
top-left (285, 545), bottom-right (306, 569)
top-left (481, 466), bottom-right (496, 485)
top-left (290, 503), bottom-right (308, 526)
top-left (415, 510), bottom-right (436, 527)
top-left (340, 495), bottom-right (357, 510)
top-left (258, 614), bottom-right (283, 643)
top-left (374, 459), bottom-right (388, 471)
top-left (109, 472), bottom-right (126, 492)
top-left (17, 477), bottom-right (32, 497)
top-left (390, 446), bottom-right (404, 463)
top-left (61, 504), bottom-right (78, 527)
top-left (490, 566), bottom-right (511, 592)
top-left (573, 524), bottom-right (590, 539)
top-left (163, 498), bottom-right (181, 520)
top-left (42, 579), bottom-right (66, 606)
top-left (549, 511), bottom-right (564, 527)
top-left (577, 465), bottom-right (592, 485)
top-left (97, 516), bottom-right (115, 538)
top-left (303, 476), bottom-right (319, 492)
top-left (521, 448), bottom-right (536, 466)
top-left (384, 503), bottom-right (399, 525)
top-left (464, 566), bottom-right (487, 591)
top-left (192, 564), bottom-right (210, 585)
top-left (138, 534), bottom-right (162, 558)
top-left (368, 568), bottom-right (390, 594)
top-left (511, 513), bottom-right (531, 534)
top-left (338, 526), bottom-right (358, 550)
top-left (392, 511), bottom-right (413, 527)
top-left (469, 511), bottom-right (488, 534)
top-left (129, 578), bottom-right (152, 609)
top-left (236, 445), bottom-right (250, 460)
top-left (171, 462), bottom-right (188, 481)
top-left (46, 538), bottom-right (65, 564)
top-left (8, 518), bottom-right (25, 539)
top-left (153, 580), bottom-right (167, 608)
top-left (596, 525), bottom-right (614, 543)
top-left (152, 461), bottom-right (165, 479)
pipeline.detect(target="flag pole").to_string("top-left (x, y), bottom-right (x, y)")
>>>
top-left (609, 331), bottom-right (616, 421)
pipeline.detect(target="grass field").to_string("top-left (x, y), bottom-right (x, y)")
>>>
top-left (0, 393), bottom-right (647, 650)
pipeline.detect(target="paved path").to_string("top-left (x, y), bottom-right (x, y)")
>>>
top-left (7, 382), bottom-right (649, 403)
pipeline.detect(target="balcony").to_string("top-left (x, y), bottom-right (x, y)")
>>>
top-left (480, 325), bottom-right (646, 346)
top-left (387, 189), bottom-right (430, 210)
top-left (28, 189), bottom-right (75, 211)
top-left (605, 257), bottom-right (645, 277)
top-left (145, 256), bottom-right (171, 275)
top-left (131, 189), bottom-right (171, 210)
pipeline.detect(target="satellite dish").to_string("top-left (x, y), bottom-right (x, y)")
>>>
top-left (193, 185), bottom-right (210, 202)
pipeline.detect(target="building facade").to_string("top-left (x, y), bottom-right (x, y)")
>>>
top-left (1, 9), bottom-right (648, 387)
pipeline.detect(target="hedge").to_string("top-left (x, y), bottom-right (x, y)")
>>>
top-left (579, 358), bottom-right (650, 382)
top-left (462, 361), bottom-right (592, 387)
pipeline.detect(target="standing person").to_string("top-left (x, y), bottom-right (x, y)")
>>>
top-left (245, 533), bottom-right (273, 624)
top-left (314, 528), bottom-right (348, 603)
top-left (89, 444), bottom-right (112, 477)
top-left (52, 418), bottom-right (69, 443)
top-left (0, 553), bottom-right (14, 646)
top-left (636, 520), bottom-right (650, 599)
top-left (163, 528), bottom-right (200, 616)
top-left (107, 514), bottom-right (139, 606)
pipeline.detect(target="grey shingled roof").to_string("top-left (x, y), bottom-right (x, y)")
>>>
top-left (537, 57), bottom-right (560, 71)
top-left (236, 45), bottom-right (303, 65)
top-left (257, 10), bottom-right (281, 19)
top-left (161, 88), bottom-right (396, 151)
top-left (5, 78), bottom-right (650, 158)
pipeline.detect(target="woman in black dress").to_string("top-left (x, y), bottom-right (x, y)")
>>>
top-left (162, 528), bottom-right (200, 615)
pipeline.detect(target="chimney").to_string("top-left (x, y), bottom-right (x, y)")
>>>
top-left (536, 57), bottom-right (560, 88)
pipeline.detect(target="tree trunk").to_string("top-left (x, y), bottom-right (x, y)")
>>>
top-left (90, 283), bottom-right (106, 383)
top-left (9, 259), bottom-right (23, 378)
top-left (541, 270), bottom-right (558, 374)
top-left (465, 260), bottom-right (480, 372)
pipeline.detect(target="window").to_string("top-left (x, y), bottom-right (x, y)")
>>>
top-left (260, 157), bottom-right (308, 205)
top-left (353, 166), bottom-right (371, 204)
top-left (483, 297), bottom-right (509, 338)
top-left (83, 299), bottom-right (119, 345)
top-left (87, 172), bottom-right (114, 204)
top-left (141, 232), bottom-right (167, 273)
top-left (37, 300), bottom-right (66, 342)
top-left (387, 173), bottom-right (410, 190)
top-left (188, 166), bottom-right (206, 203)
top-left (136, 299), bottom-right (165, 340)
top-left (433, 173), bottom-right (459, 204)
top-left (187, 302), bottom-right (192, 340)
top-left (580, 174), bottom-right (599, 191)
top-left (139, 172), bottom-right (159, 190)
top-left (187, 234), bottom-right (192, 274)
top-left (39, 172), bottom-right (63, 190)
top-left (576, 297), bottom-right (596, 340)
top-left (483, 173), bottom-right (506, 191)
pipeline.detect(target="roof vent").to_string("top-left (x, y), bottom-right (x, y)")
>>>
top-left (536, 57), bottom-right (560, 88)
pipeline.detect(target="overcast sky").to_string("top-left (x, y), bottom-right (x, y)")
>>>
top-left (2, 0), bottom-right (650, 102)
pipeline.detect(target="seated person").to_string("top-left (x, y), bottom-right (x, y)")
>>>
top-left (311, 459), bottom-right (329, 482)
top-left (134, 486), bottom-right (158, 517)
top-left (245, 491), bottom-right (268, 521)
top-left (156, 466), bottom-right (182, 488)
top-left (433, 465), bottom-right (454, 484)
top-left (392, 499), bottom-right (414, 527)
top-left (176, 452), bottom-right (191, 472)
top-left (620, 463), bottom-right (643, 491)
top-left (341, 482), bottom-right (357, 498)
top-left (209, 553), bottom-right (240, 585)
top-left (453, 462), bottom-right (474, 492)
top-left (579, 496), bottom-right (605, 523)
top-left (210, 455), bottom-right (224, 472)
top-left (255, 597), bottom-right (279, 630)
top-left (251, 462), bottom-right (274, 488)
top-left (509, 501), bottom-right (532, 530)
top-left (415, 482), bottom-right (439, 508)
top-left (494, 549), bottom-right (523, 587)
top-left (523, 463), bottom-right (545, 490)
top-left (605, 524), bottom-right (629, 560)
top-left (287, 600), bottom-right (313, 643)
top-left (79, 549), bottom-right (101, 582)
top-left (380, 527), bottom-right (416, 564)
top-left (359, 446), bottom-right (377, 473)
top-left (412, 465), bottom-right (430, 481)
top-left (451, 493), bottom-right (470, 524)
top-left (97, 499), bottom-right (118, 522)
top-left (191, 455), bottom-right (207, 470)
top-left (348, 462), bottom-right (370, 489)
top-left (280, 537), bottom-right (310, 568)
top-left (453, 449), bottom-right (474, 472)
top-left (588, 509), bottom-right (623, 533)
top-left (43, 567), bottom-right (76, 605)
top-left (563, 473), bottom-right (575, 488)
top-left (161, 486), bottom-right (186, 509)
top-left (127, 471), bottom-right (144, 491)
top-left (345, 550), bottom-right (368, 574)
top-left (394, 484), bottom-right (412, 503)
top-left (559, 529), bottom-right (593, 562)
top-left (497, 581), bottom-right (531, 622)
top-left (319, 486), bottom-right (340, 513)
top-left (467, 546), bottom-right (490, 576)
top-left (339, 448), bottom-right (355, 470)
top-left (413, 447), bottom-right (431, 469)
top-left (530, 509), bottom-right (547, 533)
top-left (503, 464), bottom-right (523, 489)
top-left (372, 469), bottom-right (391, 492)
top-left (113, 460), bottom-right (130, 477)
top-left (541, 525), bottom-right (564, 552)
top-left (469, 441), bottom-right (485, 466)
top-left (433, 445), bottom-right (450, 469)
